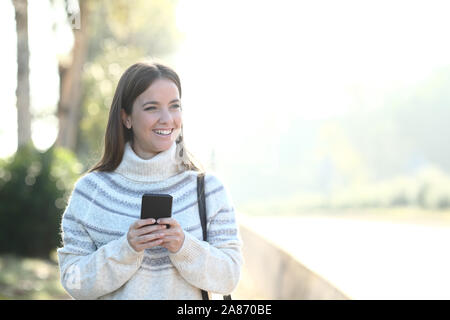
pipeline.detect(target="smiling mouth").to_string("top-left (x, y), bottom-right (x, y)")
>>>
top-left (152, 129), bottom-right (173, 136)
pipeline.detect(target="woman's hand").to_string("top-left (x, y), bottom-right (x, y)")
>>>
top-left (127, 218), bottom-right (167, 252)
top-left (157, 218), bottom-right (185, 253)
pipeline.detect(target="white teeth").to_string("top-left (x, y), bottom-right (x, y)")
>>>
top-left (153, 129), bottom-right (172, 135)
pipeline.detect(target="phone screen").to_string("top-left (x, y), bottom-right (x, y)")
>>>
top-left (140, 193), bottom-right (173, 222)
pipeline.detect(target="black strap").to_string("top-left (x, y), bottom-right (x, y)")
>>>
top-left (197, 172), bottom-right (232, 301)
top-left (197, 172), bottom-right (209, 300)
top-left (197, 173), bottom-right (208, 244)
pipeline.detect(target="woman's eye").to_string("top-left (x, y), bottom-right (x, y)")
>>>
top-left (144, 105), bottom-right (180, 111)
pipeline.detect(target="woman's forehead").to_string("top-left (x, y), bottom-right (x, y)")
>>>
top-left (138, 78), bottom-right (180, 101)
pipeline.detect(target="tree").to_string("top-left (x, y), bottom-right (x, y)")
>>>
top-left (55, 0), bottom-right (90, 151)
top-left (12, 0), bottom-right (32, 148)
top-left (53, 0), bottom-right (180, 159)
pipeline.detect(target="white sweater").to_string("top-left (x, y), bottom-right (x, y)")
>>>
top-left (57, 141), bottom-right (243, 299)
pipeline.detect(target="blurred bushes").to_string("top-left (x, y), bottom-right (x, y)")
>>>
top-left (0, 143), bottom-right (81, 259)
top-left (241, 165), bottom-right (450, 215)
top-left (326, 166), bottom-right (450, 210)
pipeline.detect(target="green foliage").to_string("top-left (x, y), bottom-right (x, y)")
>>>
top-left (0, 143), bottom-right (81, 258)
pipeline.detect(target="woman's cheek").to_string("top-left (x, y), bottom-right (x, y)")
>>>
top-left (143, 114), bottom-right (158, 128)
top-left (174, 113), bottom-right (182, 129)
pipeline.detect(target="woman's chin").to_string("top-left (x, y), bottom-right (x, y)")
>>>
top-left (149, 139), bottom-right (174, 151)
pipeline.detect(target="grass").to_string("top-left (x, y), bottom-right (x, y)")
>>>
top-left (0, 252), bottom-right (71, 300)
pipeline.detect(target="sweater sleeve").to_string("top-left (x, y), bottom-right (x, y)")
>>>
top-left (57, 175), bottom-right (144, 300)
top-left (168, 173), bottom-right (243, 295)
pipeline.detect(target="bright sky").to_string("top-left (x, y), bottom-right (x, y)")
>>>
top-left (0, 0), bottom-right (72, 158)
top-left (1, 0), bottom-right (450, 160)
top-left (173, 0), bottom-right (450, 168)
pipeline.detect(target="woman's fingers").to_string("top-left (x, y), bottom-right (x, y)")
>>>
top-left (128, 219), bottom-right (162, 252)
top-left (136, 238), bottom-right (164, 251)
top-left (160, 235), bottom-right (178, 243)
top-left (132, 218), bottom-right (155, 229)
top-left (128, 218), bottom-right (184, 253)
top-left (137, 231), bottom-right (165, 244)
top-left (135, 223), bottom-right (166, 236)
top-left (157, 218), bottom-right (179, 228)
top-left (160, 231), bottom-right (185, 253)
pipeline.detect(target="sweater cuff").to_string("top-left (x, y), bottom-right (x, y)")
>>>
top-left (120, 234), bottom-right (145, 262)
top-left (169, 231), bottom-right (206, 264)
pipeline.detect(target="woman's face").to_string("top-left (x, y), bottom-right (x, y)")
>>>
top-left (122, 78), bottom-right (182, 159)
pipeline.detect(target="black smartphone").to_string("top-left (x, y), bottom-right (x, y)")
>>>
top-left (140, 193), bottom-right (173, 228)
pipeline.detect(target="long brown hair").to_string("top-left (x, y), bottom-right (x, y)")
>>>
top-left (88, 61), bottom-right (204, 173)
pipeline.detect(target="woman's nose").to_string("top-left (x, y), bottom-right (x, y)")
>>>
top-left (158, 108), bottom-right (172, 123)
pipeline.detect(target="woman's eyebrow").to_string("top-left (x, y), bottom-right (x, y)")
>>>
top-left (142, 99), bottom-right (180, 107)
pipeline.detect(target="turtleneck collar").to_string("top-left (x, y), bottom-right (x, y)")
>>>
top-left (114, 141), bottom-right (183, 182)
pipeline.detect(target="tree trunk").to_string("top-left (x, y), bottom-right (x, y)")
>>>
top-left (13, 0), bottom-right (32, 148)
top-left (56, 0), bottom-right (89, 151)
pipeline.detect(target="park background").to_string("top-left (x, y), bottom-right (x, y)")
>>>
top-left (1, 0), bottom-right (450, 299)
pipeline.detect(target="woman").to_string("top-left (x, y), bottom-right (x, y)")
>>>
top-left (57, 61), bottom-right (243, 299)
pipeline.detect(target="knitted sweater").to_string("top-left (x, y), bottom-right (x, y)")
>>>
top-left (57, 141), bottom-right (243, 300)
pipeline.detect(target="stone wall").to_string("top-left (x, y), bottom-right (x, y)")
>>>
top-left (233, 224), bottom-right (349, 300)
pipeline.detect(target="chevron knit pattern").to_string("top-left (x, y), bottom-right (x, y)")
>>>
top-left (57, 141), bottom-right (243, 299)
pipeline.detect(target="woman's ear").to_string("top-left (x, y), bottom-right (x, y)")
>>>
top-left (120, 109), bottom-right (131, 129)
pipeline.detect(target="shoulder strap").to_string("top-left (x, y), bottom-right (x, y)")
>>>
top-left (196, 173), bottom-right (210, 300)
top-left (197, 173), bottom-right (208, 243)
top-left (196, 172), bottom-right (232, 301)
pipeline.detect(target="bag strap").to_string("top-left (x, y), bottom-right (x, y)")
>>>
top-left (197, 172), bottom-right (232, 301)
top-left (197, 173), bottom-right (208, 244)
top-left (196, 172), bottom-right (209, 300)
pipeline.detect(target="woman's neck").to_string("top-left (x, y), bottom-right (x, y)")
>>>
top-left (130, 141), bottom-right (158, 160)
top-left (114, 140), bottom-right (183, 182)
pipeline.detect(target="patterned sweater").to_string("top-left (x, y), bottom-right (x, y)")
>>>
top-left (57, 141), bottom-right (243, 299)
